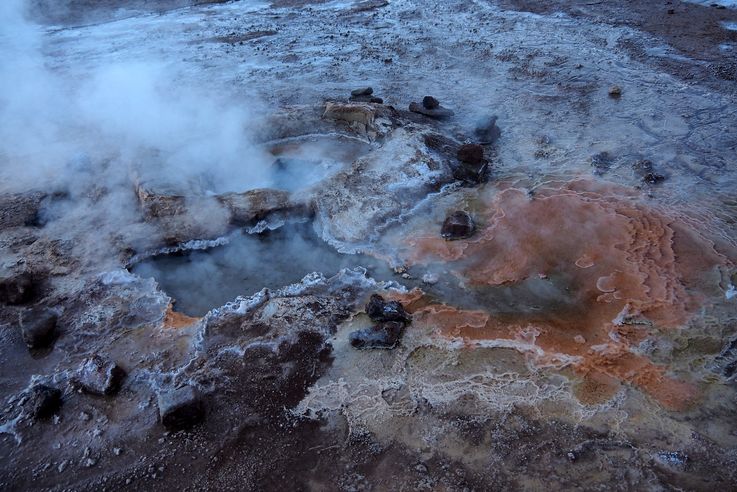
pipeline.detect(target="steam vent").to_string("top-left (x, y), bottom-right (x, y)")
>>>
top-left (2, 1), bottom-right (737, 491)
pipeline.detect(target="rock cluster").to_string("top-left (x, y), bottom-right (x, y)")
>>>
top-left (349, 294), bottom-right (412, 349)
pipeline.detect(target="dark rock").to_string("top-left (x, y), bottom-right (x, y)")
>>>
top-left (608, 85), bottom-right (622, 98)
top-left (441, 211), bottom-right (476, 240)
top-left (351, 87), bottom-right (373, 97)
top-left (76, 355), bottom-right (126, 396)
top-left (474, 115), bottom-right (501, 145)
top-left (632, 160), bottom-right (666, 184)
top-left (590, 152), bottom-right (613, 175)
top-left (20, 307), bottom-right (57, 350)
top-left (0, 272), bottom-right (35, 305)
top-left (642, 172), bottom-right (666, 185)
top-left (365, 294), bottom-right (412, 324)
top-left (349, 321), bottom-right (405, 349)
top-left (452, 160), bottom-right (489, 185)
top-left (422, 96), bottom-right (440, 109)
top-left (457, 144), bottom-right (484, 165)
top-left (349, 94), bottom-right (384, 104)
top-left (409, 101), bottom-right (454, 119)
top-left (158, 385), bottom-right (205, 430)
top-left (24, 384), bottom-right (62, 419)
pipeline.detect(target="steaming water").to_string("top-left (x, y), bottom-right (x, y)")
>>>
top-left (131, 223), bottom-right (394, 316)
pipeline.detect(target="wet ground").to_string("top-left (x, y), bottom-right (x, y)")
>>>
top-left (2, 0), bottom-right (737, 490)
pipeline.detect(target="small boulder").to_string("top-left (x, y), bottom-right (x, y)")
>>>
top-left (350, 87), bottom-right (373, 97)
top-left (24, 384), bottom-right (62, 419)
top-left (365, 294), bottom-right (412, 324)
top-left (474, 115), bottom-right (502, 145)
top-left (20, 307), bottom-right (57, 350)
top-left (608, 85), bottom-right (622, 98)
top-left (457, 144), bottom-right (484, 165)
top-left (349, 321), bottom-right (405, 349)
top-left (0, 272), bottom-right (35, 305)
top-left (422, 96), bottom-right (440, 109)
top-left (409, 101), bottom-right (454, 119)
top-left (76, 355), bottom-right (126, 396)
top-left (157, 385), bottom-right (205, 430)
top-left (441, 211), bottom-right (476, 240)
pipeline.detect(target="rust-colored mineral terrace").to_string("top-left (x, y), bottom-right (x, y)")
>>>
top-left (395, 179), bottom-right (733, 410)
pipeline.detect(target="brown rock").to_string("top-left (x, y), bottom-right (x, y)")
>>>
top-left (457, 144), bottom-right (484, 165)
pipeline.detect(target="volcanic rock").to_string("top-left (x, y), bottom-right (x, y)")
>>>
top-left (351, 87), bottom-right (373, 97)
top-left (0, 271), bottom-right (35, 305)
top-left (422, 96), bottom-right (440, 109)
top-left (157, 385), bottom-right (205, 430)
top-left (441, 211), bottom-right (476, 240)
top-left (349, 321), bottom-right (405, 349)
top-left (76, 355), bottom-right (126, 396)
top-left (20, 307), bottom-right (57, 350)
top-left (474, 115), bottom-right (502, 145)
top-left (365, 294), bottom-right (412, 324)
top-left (408, 101), bottom-right (454, 119)
top-left (457, 144), bottom-right (484, 165)
top-left (24, 384), bottom-right (62, 419)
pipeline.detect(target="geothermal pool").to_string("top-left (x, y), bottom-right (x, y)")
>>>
top-left (1, 0), bottom-right (737, 490)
